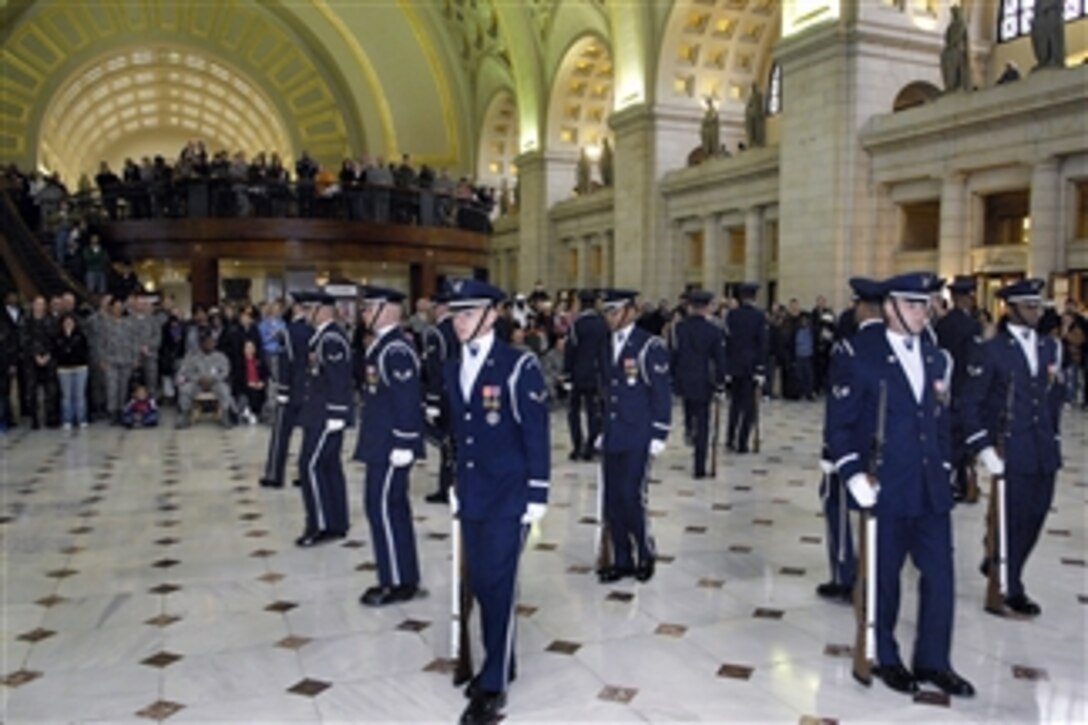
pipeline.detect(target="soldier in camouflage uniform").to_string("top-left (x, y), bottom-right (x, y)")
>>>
top-left (175, 331), bottom-right (232, 428)
top-left (99, 297), bottom-right (136, 424)
top-left (128, 297), bottom-right (162, 396)
top-left (83, 295), bottom-right (112, 421)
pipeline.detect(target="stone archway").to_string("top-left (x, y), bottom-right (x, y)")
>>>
top-left (476, 90), bottom-right (519, 190)
top-left (546, 35), bottom-right (614, 157)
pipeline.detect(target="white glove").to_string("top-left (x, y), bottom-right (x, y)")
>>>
top-left (819, 459), bottom-right (834, 475)
top-left (389, 449), bottom-right (414, 468)
top-left (326, 419), bottom-right (346, 433)
top-left (754, 375), bottom-right (766, 388)
top-left (594, 434), bottom-right (603, 450)
top-left (449, 487), bottom-right (460, 516)
top-left (521, 502), bottom-right (547, 525)
top-left (425, 406), bottom-right (440, 422)
top-left (978, 447), bottom-right (1005, 477)
top-left (276, 395), bottom-right (288, 405)
top-left (561, 381), bottom-right (572, 391)
top-left (649, 439), bottom-right (666, 457)
top-left (847, 473), bottom-right (879, 509)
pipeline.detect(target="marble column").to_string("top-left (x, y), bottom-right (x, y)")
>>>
top-left (1028, 158), bottom-right (1062, 282)
top-left (513, 151), bottom-right (574, 292)
top-left (744, 206), bottom-right (764, 294)
top-left (577, 236), bottom-right (591, 289)
top-left (701, 214), bottom-right (721, 293)
top-left (938, 172), bottom-right (969, 281)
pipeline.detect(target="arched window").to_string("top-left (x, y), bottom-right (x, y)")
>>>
top-left (766, 62), bottom-right (782, 116)
top-left (998, 0), bottom-right (1087, 43)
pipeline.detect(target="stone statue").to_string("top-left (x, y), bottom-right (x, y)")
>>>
top-left (700, 98), bottom-right (720, 158)
top-left (940, 6), bottom-right (972, 92)
top-left (744, 84), bottom-right (766, 148)
top-left (1031, 0), bottom-right (1066, 70)
top-left (599, 138), bottom-right (614, 187)
top-left (499, 177), bottom-right (510, 215)
top-left (512, 176), bottom-right (520, 212)
top-left (576, 147), bottom-right (591, 195)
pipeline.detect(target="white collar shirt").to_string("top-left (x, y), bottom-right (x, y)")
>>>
top-left (1008, 323), bottom-right (1038, 376)
top-left (886, 329), bottom-right (924, 402)
top-left (460, 330), bottom-right (495, 401)
top-left (613, 323), bottom-right (634, 363)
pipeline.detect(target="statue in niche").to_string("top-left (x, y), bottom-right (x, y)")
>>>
top-left (576, 147), bottom-right (591, 195)
top-left (700, 97), bottom-right (721, 159)
top-left (599, 138), bottom-right (614, 187)
top-left (940, 6), bottom-right (972, 92)
top-left (512, 176), bottom-right (520, 213)
top-left (744, 84), bottom-right (766, 148)
top-left (1031, 0), bottom-right (1067, 70)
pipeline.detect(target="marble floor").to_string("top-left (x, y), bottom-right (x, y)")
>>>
top-left (1, 400), bottom-right (1085, 724)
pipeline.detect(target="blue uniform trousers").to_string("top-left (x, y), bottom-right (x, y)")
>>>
top-left (1004, 471), bottom-right (1056, 599)
top-left (364, 461), bottom-right (420, 587)
top-left (727, 375), bottom-right (756, 451)
top-left (299, 425), bottom-right (349, 535)
top-left (263, 402), bottom-right (299, 485)
top-left (876, 512), bottom-right (954, 671)
top-left (821, 471), bottom-right (856, 587)
top-left (602, 448), bottom-right (654, 570)
top-left (567, 386), bottom-right (601, 455)
top-left (683, 398), bottom-right (711, 476)
top-left (462, 517), bottom-right (527, 693)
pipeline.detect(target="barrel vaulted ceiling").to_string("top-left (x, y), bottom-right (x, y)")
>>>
top-left (1, 0), bottom-right (796, 181)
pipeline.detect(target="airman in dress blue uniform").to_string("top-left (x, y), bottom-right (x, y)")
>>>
top-left (670, 290), bottom-right (726, 478)
top-left (724, 282), bottom-right (767, 453)
top-left (827, 272), bottom-right (975, 698)
top-left (961, 278), bottom-right (1063, 618)
top-left (353, 285), bottom-right (426, 606)
top-left (442, 279), bottom-right (550, 725)
top-left (260, 296), bottom-right (314, 489)
top-left (817, 277), bottom-right (884, 602)
top-left (296, 291), bottom-right (353, 547)
top-left (563, 289), bottom-right (609, 461)
top-left (598, 289), bottom-right (672, 584)
top-left (422, 287), bottom-right (461, 504)
top-left (934, 275), bottom-right (983, 502)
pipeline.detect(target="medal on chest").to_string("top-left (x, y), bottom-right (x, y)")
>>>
top-left (482, 385), bottom-right (501, 425)
top-left (366, 364), bottom-right (379, 394)
top-left (623, 357), bottom-right (638, 386)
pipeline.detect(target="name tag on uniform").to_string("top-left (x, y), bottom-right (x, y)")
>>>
top-left (624, 357), bottom-right (638, 386)
top-left (483, 385), bottom-right (501, 425)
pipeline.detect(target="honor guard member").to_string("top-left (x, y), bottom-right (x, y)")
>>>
top-left (422, 286), bottom-right (461, 504)
top-left (671, 290), bottom-right (727, 478)
top-left (563, 288), bottom-right (609, 461)
top-left (296, 291), bottom-right (353, 547)
top-left (442, 279), bottom-right (550, 725)
top-left (598, 289), bottom-right (672, 583)
top-left (724, 283), bottom-right (767, 453)
top-left (934, 276), bottom-right (984, 502)
top-left (828, 272), bottom-right (975, 698)
top-left (260, 295), bottom-right (315, 488)
top-left (961, 278), bottom-right (1063, 617)
top-left (354, 285), bottom-right (425, 606)
top-left (817, 277), bottom-right (885, 602)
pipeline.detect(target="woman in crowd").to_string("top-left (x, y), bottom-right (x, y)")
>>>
top-left (55, 312), bottom-right (89, 429)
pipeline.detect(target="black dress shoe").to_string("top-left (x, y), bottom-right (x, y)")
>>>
top-left (295, 531), bottom-right (321, 547)
top-left (424, 490), bottom-right (449, 504)
top-left (816, 581), bottom-right (852, 601)
top-left (597, 566), bottom-right (634, 584)
top-left (1005, 594), bottom-right (1041, 617)
top-left (580, 450), bottom-right (596, 462)
top-left (259, 478), bottom-right (283, 488)
top-left (875, 664), bottom-right (919, 694)
top-left (568, 449), bottom-right (581, 461)
top-left (914, 668), bottom-right (975, 697)
top-left (464, 671), bottom-right (517, 700)
top-left (634, 558), bottom-right (655, 583)
top-left (360, 585), bottom-right (397, 606)
top-left (292, 478), bottom-right (301, 487)
top-left (459, 690), bottom-right (506, 725)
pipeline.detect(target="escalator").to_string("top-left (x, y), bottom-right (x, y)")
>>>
top-left (0, 192), bottom-right (88, 300)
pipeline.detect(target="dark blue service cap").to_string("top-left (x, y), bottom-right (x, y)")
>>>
top-left (948, 275), bottom-right (977, 295)
top-left (685, 290), bottom-right (714, 307)
top-left (446, 278), bottom-right (507, 310)
top-left (359, 285), bottom-right (406, 304)
top-left (600, 288), bottom-right (639, 309)
top-left (996, 278), bottom-right (1045, 303)
top-left (735, 282), bottom-right (759, 298)
top-left (291, 290), bottom-right (335, 305)
top-left (882, 272), bottom-right (943, 301)
top-left (849, 277), bottom-right (884, 302)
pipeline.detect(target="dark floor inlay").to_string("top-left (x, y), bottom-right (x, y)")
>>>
top-left (45, 568), bottom-right (78, 579)
top-left (135, 700), bottom-right (185, 721)
top-left (257, 572), bottom-right (285, 584)
top-left (16, 628), bottom-right (56, 643)
top-left (0, 669), bottom-right (42, 687)
top-left (355, 562), bottom-right (378, 572)
top-left (250, 549), bottom-right (277, 558)
top-left (35, 595), bottom-right (67, 608)
top-left (1012, 665), bottom-right (1048, 681)
top-left (151, 558), bottom-right (180, 569)
top-left (685, 526), bottom-right (707, 534)
top-left (753, 608), bottom-right (784, 620)
top-left (912, 691), bottom-right (950, 707)
top-left (780, 567), bottom-right (806, 577)
top-left (140, 651), bottom-right (183, 669)
top-left (423, 658), bottom-right (458, 674)
top-left (287, 678), bottom-right (331, 697)
top-left (154, 537), bottom-right (179, 546)
top-left (698, 578), bottom-right (725, 589)
top-left (265, 600), bottom-right (298, 613)
top-left (823, 644), bottom-right (852, 658)
top-left (729, 545), bottom-right (752, 554)
top-left (546, 639), bottom-right (582, 655)
top-left (567, 565), bottom-right (593, 574)
top-left (145, 614), bottom-right (182, 628)
top-left (606, 591), bottom-right (634, 603)
top-left (597, 685), bottom-right (638, 704)
top-left (800, 536), bottom-right (822, 545)
top-left (396, 619), bottom-right (431, 632)
top-left (712, 503), bottom-right (732, 511)
top-left (717, 663), bottom-right (754, 680)
top-left (276, 636), bottom-right (313, 650)
top-left (342, 539), bottom-right (365, 548)
top-left (655, 623), bottom-right (687, 638)
top-left (516, 604), bottom-right (538, 617)
top-left (148, 583), bottom-right (181, 595)
top-left (534, 542), bottom-right (558, 551)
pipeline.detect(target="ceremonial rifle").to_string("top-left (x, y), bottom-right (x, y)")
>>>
top-left (984, 376), bottom-right (1015, 615)
top-left (752, 379), bottom-right (762, 453)
top-left (853, 380), bottom-right (886, 686)
top-left (595, 460), bottom-right (612, 572)
top-left (710, 393), bottom-right (722, 478)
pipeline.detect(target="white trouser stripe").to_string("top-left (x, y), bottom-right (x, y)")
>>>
top-left (501, 525), bottom-right (529, 691)
top-left (308, 429), bottom-right (329, 531)
top-left (381, 463), bottom-right (401, 585)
